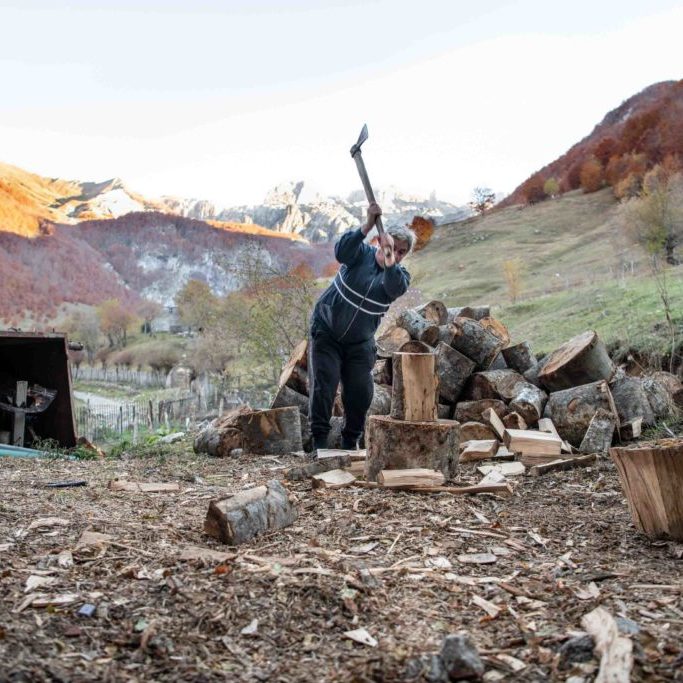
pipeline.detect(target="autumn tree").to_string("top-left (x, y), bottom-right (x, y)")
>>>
top-left (97, 299), bottom-right (139, 348)
top-left (543, 177), bottom-right (560, 198)
top-left (175, 279), bottom-right (220, 330)
top-left (522, 177), bottom-right (546, 204)
top-left (579, 157), bottom-right (604, 193)
top-left (137, 299), bottom-right (163, 334)
top-left (468, 187), bottom-right (496, 215)
top-left (501, 258), bottom-right (523, 303)
top-left (63, 309), bottom-right (102, 364)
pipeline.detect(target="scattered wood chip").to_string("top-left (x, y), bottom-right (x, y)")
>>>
top-left (426, 556), bottom-right (452, 570)
top-left (241, 618), bottom-right (259, 635)
top-left (25, 575), bottom-right (57, 592)
top-left (582, 606), bottom-right (633, 683)
top-left (572, 581), bottom-right (601, 600)
top-left (350, 542), bottom-right (378, 554)
top-left (28, 517), bottom-right (70, 531)
top-left (344, 627), bottom-right (377, 647)
top-left (311, 469), bottom-right (356, 489)
top-left (76, 530), bottom-right (114, 548)
top-left (458, 553), bottom-right (497, 564)
top-left (472, 594), bottom-right (501, 618)
top-left (177, 545), bottom-right (236, 563)
top-left (57, 550), bottom-right (73, 568)
top-left (31, 593), bottom-right (80, 608)
top-left (108, 480), bottom-right (180, 493)
top-left (495, 653), bottom-right (526, 672)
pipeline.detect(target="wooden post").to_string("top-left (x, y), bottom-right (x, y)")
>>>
top-left (390, 352), bottom-right (438, 422)
top-left (11, 381), bottom-right (28, 447)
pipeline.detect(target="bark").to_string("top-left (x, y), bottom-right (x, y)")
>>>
top-left (368, 384), bottom-right (392, 416)
top-left (501, 341), bottom-right (536, 375)
top-left (376, 326), bottom-right (411, 357)
top-left (579, 408), bottom-right (616, 454)
top-left (609, 372), bottom-right (655, 426)
top-left (372, 359), bottom-right (392, 386)
top-left (435, 342), bottom-right (476, 403)
top-left (446, 306), bottom-right (490, 323)
top-left (236, 406), bottom-right (303, 455)
top-left (396, 309), bottom-right (440, 346)
top-left (449, 318), bottom-right (504, 370)
top-left (271, 384), bottom-right (309, 415)
top-left (415, 300), bottom-right (448, 325)
top-left (453, 399), bottom-right (507, 424)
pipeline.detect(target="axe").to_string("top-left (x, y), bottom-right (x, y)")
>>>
top-left (349, 124), bottom-right (393, 260)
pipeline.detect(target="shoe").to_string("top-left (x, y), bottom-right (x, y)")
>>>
top-left (341, 439), bottom-right (357, 450)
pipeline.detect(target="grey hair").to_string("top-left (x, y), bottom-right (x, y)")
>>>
top-left (385, 223), bottom-right (417, 255)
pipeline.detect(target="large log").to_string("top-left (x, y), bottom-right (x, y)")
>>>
top-left (365, 415), bottom-right (460, 481)
top-left (368, 384), bottom-right (392, 416)
top-left (543, 380), bottom-right (618, 447)
top-left (538, 330), bottom-right (615, 392)
top-left (579, 408), bottom-right (616, 454)
top-left (415, 300), bottom-right (448, 325)
top-left (454, 399), bottom-right (507, 423)
top-left (193, 406), bottom-right (253, 457)
top-left (204, 480), bottom-right (297, 545)
top-left (397, 309), bottom-right (440, 346)
top-left (237, 406), bottom-right (303, 455)
top-left (390, 352), bottom-right (438, 422)
top-left (271, 384), bottom-right (309, 415)
top-left (435, 342), bottom-right (476, 403)
top-left (501, 342), bottom-right (536, 375)
top-left (376, 326), bottom-right (411, 357)
top-left (449, 318), bottom-right (504, 370)
top-left (446, 306), bottom-right (490, 323)
top-left (609, 372), bottom-right (655, 426)
top-left (465, 370), bottom-right (547, 426)
top-left (610, 439), bottom-right (683, 540)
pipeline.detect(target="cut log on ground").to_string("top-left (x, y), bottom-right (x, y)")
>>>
top-left (501, 341), bottom-right (536, 375)
top-left (372, 359), bottom-right (392, 386)
top-left (446, 306), bottom-right (490, 323)
top-left (460, 439), bottom-right (498, 462)
top-left (529, 453), bottom-right (596, 476)
top-left (396, 309), bottom-right (440, 346)
top-left (609, 372), bottom-right (655, 426)
top-left (271, 384), bottom-right (309, 415)
top-left (503, 429), bottom-right (562, 456)
top-left (284, 453), bottom-right (352, 481)
top-left (610, 438), bottom-right (683, 540)
top-left (365, 415), bottom-right (460, 482)
top-left (543, 380), bottom-right (618, 447)
top-left (354, 480), bottom-right (513, 497)
top-left (465, 370), bottom-right (547, 425)
top-left (435, 342), bottom-right (476, 403)
top-left (538, 330), bottom-right (615, 392)
top-left (391, 352), bottom-right (438, 422)
top-left (579, 408), bottom-right (616, 454)
top-left (378, 468), bottom-right (446, 488)
top-left (415, 300), bottom-right (448, 325)
top-left (368, 384), bottom-right (392, 416)
top-left (311, 469), bottom-right (356, 489)
top-left (460, 421), bottom-right (496, 442)
top-left (619, 417), bottom-right (643, 441)
top-left (193, 406), bottom-right (253, 457)
top-left (376, 326), bottom-right (411, 357)
top-left (450, 318), bottom-right (504, 370)
top-left (204, 480), bottom-right (297, 545)
top-left (482, 407), bottom-right (506, 440)
top-left (502, 412), bottom-right (528, 431)
top-left (454, 399), bottom-right (507, 423)
top-left (234, 406), bottom-right (303, 455)
top-left (109, 480), bottom-right (180, 493)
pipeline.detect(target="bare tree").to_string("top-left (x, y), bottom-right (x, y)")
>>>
top-left (468, 187), bottom-right (496, 215)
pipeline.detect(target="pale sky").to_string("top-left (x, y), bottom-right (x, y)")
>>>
top-left (1, 0), bottom-right (681, 207)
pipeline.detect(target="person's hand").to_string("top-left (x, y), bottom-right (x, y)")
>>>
top-left (365, 202), bottom-right (382, 230)
top-left (380, 232), bottom-right (395, 267)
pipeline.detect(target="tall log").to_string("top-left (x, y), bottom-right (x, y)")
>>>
top-left (204, 480), bottom-right (297, 545)
top-left (538, 330), bottom-right (615, 392)
top-left (465, 370), bottom-right (547, 426)
top-left (415, 300), bottom-right (448, 325)
top-left (579, 408), bottom-right (616, 454)
top-left (236, 406), bottom-right (303, 455)
top-left (609, 372), bottom-right (655, 426)
top-left (376, 326), bottom-right (411, 357)
top-left (450, 318), bottom-right (504, 370)
top-left (391, 352), bottom-right (438, 422)
top-left (446, 306), bottom-right (490, 323)
top-left (454, 399), bottom-right (507, 423)
top-left (501, 342), bottom-right (536, 375)
top-left (435, 342), bottom-right (476, 403)
top-left (397, 309), bottom-right (440, 346)
top-left (366, 415), bottom-right (460, 481)
top-left (544, 380), bottom-right (618, 447)
top-left (610, 439), bottom-right (683, 540)
top-left (368, 384), bottom-right (392, 416)
top-left (271, 384), bottom-right (309, 415)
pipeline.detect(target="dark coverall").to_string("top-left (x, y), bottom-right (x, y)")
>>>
top-left (309, 227), bottom-right (410, 449)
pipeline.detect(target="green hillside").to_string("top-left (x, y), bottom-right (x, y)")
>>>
top-left (409, 188), bottom-right (683, 359)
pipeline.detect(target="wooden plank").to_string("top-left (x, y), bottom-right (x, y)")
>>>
top-left (478, 462), bottom-right (526, 477)
top-left (378, 468), bottom-right (445, 488)
top-left (529, 453), bottom-right (597, 476)
top-left (503, 428), bottom-right (562, 456)
top-left (482, 407), bottom-right (506, 440)
top-left (460, 439), bottom-right (499, 463)
top-left (353, 481), bottom-right (513, 497)
top-left (581, 607), bottom-right (633, 683)
top-left (537, 417), bottom-right (573, 453)
top-left (312, 469), bottom-right (356, 489)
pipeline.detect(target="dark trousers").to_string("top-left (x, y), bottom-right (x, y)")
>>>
top-left (308, 322), bottom-right (376, 449)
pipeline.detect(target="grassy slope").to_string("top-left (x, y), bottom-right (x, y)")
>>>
top-left (409, 188), bottom-right (682, 356)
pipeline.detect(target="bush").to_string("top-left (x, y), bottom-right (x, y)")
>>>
top-left (579, 158), bottom-right (604, 193)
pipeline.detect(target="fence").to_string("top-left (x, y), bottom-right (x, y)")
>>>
top-left (73, 365), bottom-right (166, 389)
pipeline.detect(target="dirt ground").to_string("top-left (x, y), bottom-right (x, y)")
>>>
top-left (1, 443), bottom-right (682, 682)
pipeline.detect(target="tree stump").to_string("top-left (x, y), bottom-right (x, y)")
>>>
top-left (435, 342), bottom-right (476, 403)
top-left (579, 408), bottom-right (617, 454)
top-left (450, 318), bottom-right (504, 369)
top-left (609, 373), bottom-right (655, 426)
top-left (204, 480), bottom-right (297, 545)
top-left (610, 438), bottom-right (683, 540)
top-left (543, 380), bottom-right (618, 447)
top-left (236, 406), bottom-right (302, 455)
top-left (390, 352), bottom-right (438, 422)
top-left (502, 341), bottom-right (536, 375)
top-left (538, 330), bottom-right (615, 392)
top-left (376, 326), bottom-right (411, 357)
top-left (365, 415), bottom-right (460, 481)
top-left (415, 300), bottom-right (448, 325)
top-left (454, 399), bottom-right (507, 423)
top-left (397, 309), bottom-right (440, 346)
top-left (271, 384), bottom-right (309, 415)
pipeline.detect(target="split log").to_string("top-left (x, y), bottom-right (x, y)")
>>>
top-left (391, 352), bottom-right (438, 422)
top-left (537, 417), bottom-right (573, 453)
top-left (460, 439), bottom-right (498, 462)
top-left (501, 342), bottom-right (536, 375)
top-left (502, 412), bottom-right (527, 431)
top-left (538, 330), bottom-right (615, 392)
top-left (277, 339), bottom-right (308, 393)
top-left (353, 480), bottom-right (513, 497)
top-left (372, 359), bottom-right (392, 386)
top-left (454, 399), bottom-right (507, 423)
top-left (312, 469), bottom-right (356, 489)
top-left (446, 306), bottom-right (490, 323)
top-left (365, 415), bottom-right (460, 481)
top-left (543, 380), bottom-right (618, 447)
top-left (271, 384), bottom-right (309, 415)
top-left (396, 309), bottom-right (440, 346)
top-left (450, 318), bottom-right (504, 369)
top-left (438, 403), bottom-right (453, 419)
top-left (376, 326), bottom-right (411, 357)
top-left (529, 454), bottom-right (597, 477)
top-left (609, 372), bottom-right (655, 426)
top-left (415, 300), bottom-right (448, 325)
top-left (477, 462), bottom-right (526, 477)
top-left (460, 421), bottom-right (496, 442)
top-left (519, 452), bottom-right (571, 467)
top-left (235, 407), bottom-right (302, 455)
top-left (465, 370), bottom-right (547, 426)
top-left (619, 417), bottom-right (642, 441)
top-left (398, 340), bottom-right (433, 353)
top-left (610, 439), bottom-right (683, 539)
top-left (579, 408), bottom-right (616, 454)
top-left (285, 453), bottom-right (352, 481)
top-left (368, 384), bottom-right (392, 416)
top-left (204, 480), bottom-right (297, 545)
top-left (482, 407), bottom-right (506, 440)
top-left (109, 480), bottom-right (180, 493)
top-left (435, 342), bottom-right (476, 403)
top-left (378, 468), bottom-right (446, 488)
top-left (503, 429), bottom-right (562, 456)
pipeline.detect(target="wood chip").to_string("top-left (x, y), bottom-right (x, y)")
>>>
top-left (344, 627), bottom-right (377, 647)
top-left (458, 553), bottom-right (497, 564)
top-left (28, 517), bottom-right (70, 531)
top-left (25, 575), bottom-right (57, 592)
top-left (76, 530), bottom-right (114, 548)
top-left (495, 653), bottom-right (526, 672)
top-left (572, 581), bottom-right (601, 600)
top-left (108, 480), bottom-right (180, 493)
top-left (478, 462), bottom-right (526, 477)
top-left (582, 606), bottom-right (633, 683)
top-left (472, 594), bottom-right (501, 618)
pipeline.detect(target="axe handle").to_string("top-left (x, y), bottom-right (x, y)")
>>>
top-left (352, 152), bottom-right (392, 260)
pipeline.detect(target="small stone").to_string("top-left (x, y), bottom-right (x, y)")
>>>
top-left (558, 635), bottom-right (595, 669)
top-left (615, 616), bottom-right (640, 636)
top-left (440, 633), bottom-right (484, 680)
top-left (77, 603), bottom-right (97, 618)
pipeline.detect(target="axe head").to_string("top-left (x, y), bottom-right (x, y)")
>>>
top-left (349, 123), bottom-right (368, 157)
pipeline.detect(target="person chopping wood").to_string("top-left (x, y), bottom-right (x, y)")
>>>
top-left (309, 202), bottom-right (415, 451)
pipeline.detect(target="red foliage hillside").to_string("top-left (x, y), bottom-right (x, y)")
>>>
top-left (501, 80), bottom-right (683, 206)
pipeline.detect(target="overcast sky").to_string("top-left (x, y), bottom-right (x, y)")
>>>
top-left (1, 0), bottom-right (681, 207)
